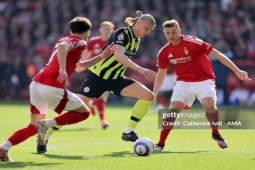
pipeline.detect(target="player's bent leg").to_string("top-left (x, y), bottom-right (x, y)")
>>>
top-left (99, 92), bottom-right (110, 129)
top-left (36, 102), bottom-right (90, 153)
top-left (155, 100), bottom-right (184, 151)
top-left (36, 111), bottom-right (90, 153)
top-left (1, 122), bottom-right (38, 161)
top-left (89, 99), bottom-right (97, 116)
top-left (201, 97), bottom-right (228, 149)
top-left (121, 82), bottom-right (154, 142)
top-left (95, 98), bottom-right (109, 129)
top-left (0, 114), bottom-right (44, 160)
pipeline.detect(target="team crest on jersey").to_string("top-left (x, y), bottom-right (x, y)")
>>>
top-left (83, 87), bottom-right (90, 93)
top-left (118, 34), bottom-right (124, 41)
top-left (184, 47), bottom-right (188, 54)
top-left (116, 33), bottom-right (124, 44)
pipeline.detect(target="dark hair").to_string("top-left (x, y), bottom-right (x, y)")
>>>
top-left (69, 17), bottom-right (92, 34)
top-left (162, 19), bottom-right (180, 29)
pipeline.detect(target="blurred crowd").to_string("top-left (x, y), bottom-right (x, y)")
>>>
top-left (0, 0), bottom-right (255, 106)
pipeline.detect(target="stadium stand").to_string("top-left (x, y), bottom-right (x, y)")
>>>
top-left (0, 0), bottom-right (254, 105)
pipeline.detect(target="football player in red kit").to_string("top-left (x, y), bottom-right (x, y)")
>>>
top-left (153, 19), bottom-right (250, 151)
top-left (0, 16), bottom-right (115, 161)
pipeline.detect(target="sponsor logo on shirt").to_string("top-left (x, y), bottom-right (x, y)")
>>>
top-left (116, 40), bottom-right (123, 44)
top-left (168, 53), bottom-right (173, 59)
top-left (170, 56), bottom-right (192, 64)
top-left (124, 50), bottom-right (136, 58)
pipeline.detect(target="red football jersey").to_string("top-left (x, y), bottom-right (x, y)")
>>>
top-left (33, 35), bottom-right (86, 88)
top-left (87, 36), bottom-right (106, 58)
top-left (157, 35), bottom-right (214, 82)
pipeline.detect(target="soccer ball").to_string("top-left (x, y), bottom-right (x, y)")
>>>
top-left (133, 137), bottom-right (154, 156)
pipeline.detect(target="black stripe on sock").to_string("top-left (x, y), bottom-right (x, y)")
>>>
top-left (52, 126), bottom-right (60, 131)
top-left (130, 116), bottom-right (140, 122)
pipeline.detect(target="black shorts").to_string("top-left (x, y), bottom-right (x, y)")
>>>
top-left (77, 71), bottom-right (135, 98)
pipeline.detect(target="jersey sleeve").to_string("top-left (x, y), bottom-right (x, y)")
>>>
top-left (113, 29), bottom-right (129, 48)
top-left (189, 36), bottom-right (213, 55)
top-left (201, 41), bottom-right (213, 55)
top-left (68, 38), bottom-right (87, 50)
top-left (156, 47), bottom-right (169, 69)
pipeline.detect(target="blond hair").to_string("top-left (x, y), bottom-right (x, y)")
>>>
top-left (100, 21), bottom-right (115, 28)
top-left (125, 10), bottom-right (156, 26)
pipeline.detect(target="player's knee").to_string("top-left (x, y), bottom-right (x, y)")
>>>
top-left (147, 92), bottom-right (155, 101)
top-left (201, 97), bottom-right (216, 110)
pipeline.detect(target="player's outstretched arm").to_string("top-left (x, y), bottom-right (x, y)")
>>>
top-left (57, 41), bottom-right (71, 83)
top-left (75, 43), bottom-right (116, 72)
top-left (209, 48), bottom-right (251, 81)
top-left (153, 68), bottom-right (167, 104)
top-left (114, 46), bottom-right (156, 79)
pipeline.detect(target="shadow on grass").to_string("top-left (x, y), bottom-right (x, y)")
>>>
top-left (152, 150), bottom-right (209, 155)
top-left (30, 153), bottom-right (87, 160)
top-left (0, 162), bottom-right (62, 169)
top-left (45, 154), bottom-right (87, 160)
top-left (102, 150), bottom-right (209, 157)
top-left (103, 151), bottom-right (134, 157)
top-left (56, 127), bottom-right (91, 132)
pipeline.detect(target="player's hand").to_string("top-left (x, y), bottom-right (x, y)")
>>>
top-left (137, 67), bottom-right (156, 79)
top-left (101, 43), bottom-right (117, 59)
top-left (57, 68), bottom-right (68, 83)
top-left (235, 70), bottom-right (251, 81)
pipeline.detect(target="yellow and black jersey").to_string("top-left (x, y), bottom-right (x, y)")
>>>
top-left (89, 26), bottom-right (140, 79)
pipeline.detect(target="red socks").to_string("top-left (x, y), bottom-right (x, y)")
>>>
top-left (158, 129), bottom-right (171, 145)
top-left (92, 99), bottom-right (106, 121)
top-left (158, 110), bottom-right (220, 145)
top-left (55, 111), bottom-right (90, 125)
top-left (158, 115), bottom-right (177, 145)
top-left (8, 124), bottom-right (37, 146)
top-left (206, 110), bottom-right (219, 134)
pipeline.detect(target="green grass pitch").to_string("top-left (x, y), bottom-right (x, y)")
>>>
top-left (0, 102), bottom-right (255, 170)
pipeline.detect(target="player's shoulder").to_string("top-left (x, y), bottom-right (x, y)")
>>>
top-left (182, 34), bottom-right (203, 45)
top-left (89, 36), bottom-right (101, 42)
top-left (159, 42), bottom-right (171, 52)
top-left (157, 42), bottom-right (171, 57)
top-left (112, 27), bottom-right (130, 44)
top-left (59, 35), bottom-right (85, 43)
top-left (58, 35), bottom-right (86, 48)
top-left (115, 26), bottom-right (128, 32)
top-left (114, 27), bottom-right (130, 36)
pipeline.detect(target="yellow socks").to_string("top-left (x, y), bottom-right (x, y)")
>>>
top-left (126, 100), bottom-right (152, 131)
